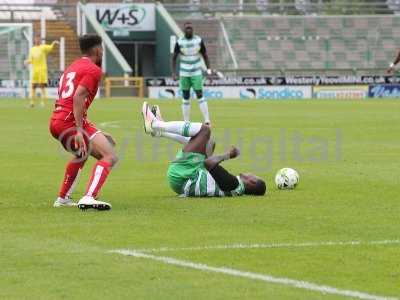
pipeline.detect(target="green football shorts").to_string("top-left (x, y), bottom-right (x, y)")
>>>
top-left (167, 150), bottom-right (206, 195)
top-left (179, 75), bottom-right (203, 92)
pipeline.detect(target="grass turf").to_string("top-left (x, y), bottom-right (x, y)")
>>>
top-left (0, 98), bottom-right (399, 299)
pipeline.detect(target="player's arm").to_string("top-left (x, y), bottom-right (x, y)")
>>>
top-left (171, 42), bottom-right (180, 80)
top-left (204, 146), bottom-right (240, 171)
top-left (200, 39), bottom-right (212, 76)
top-left (204, 146), bottom-right (241, 192)
top-left (24, 50), bottom-right (32, 66)
top-left (388, 50), bottom-right (400, 73)
top-left (44, 41), bottom-right (59, 54)
top-left (73, 85), bottom-right (89, 157)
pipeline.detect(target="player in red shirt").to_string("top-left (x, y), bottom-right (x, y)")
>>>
top-left (49, 34), bottom-right (117, 210)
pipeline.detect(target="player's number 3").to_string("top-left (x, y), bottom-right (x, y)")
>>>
top-left (59, 72), bottom-right (76, 99)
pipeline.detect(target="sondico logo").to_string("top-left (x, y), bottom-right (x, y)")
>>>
top-left (257, 88), bottom-right (304, 99)
top-left (96, 5), bottom-right (147, 29)
top-left (158, 89), bottom-right (176, 99)
top-left (240, 88), bottom-right (256, 99)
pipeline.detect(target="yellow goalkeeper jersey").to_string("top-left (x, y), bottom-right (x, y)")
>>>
top-left (28, 43), bottom-right (55, 84)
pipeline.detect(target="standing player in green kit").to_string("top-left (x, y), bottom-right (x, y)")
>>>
top-left (172, 22), bottom-right (213, 125)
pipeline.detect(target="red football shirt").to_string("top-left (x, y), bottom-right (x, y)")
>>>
top-left (52, 57), bottom-right (102, 122)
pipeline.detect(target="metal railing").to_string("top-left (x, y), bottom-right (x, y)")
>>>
top-left (164, 1), bottom-right (396, 16)
top-left (220, 67), bottom-right (390, 77)
top-left (0, 3), bottom-right (77, 28)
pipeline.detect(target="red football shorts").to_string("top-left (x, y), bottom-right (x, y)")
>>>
top-left (49, 119), bottom-right (101, 153)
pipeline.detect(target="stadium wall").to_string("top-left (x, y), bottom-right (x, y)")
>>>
top-left (155, 3), bottom-right (183, 76)
top-left (85, 21), bottom-right (123, 77)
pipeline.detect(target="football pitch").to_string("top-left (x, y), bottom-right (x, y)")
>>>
top-left (0, 98), bottom-right (399, 299)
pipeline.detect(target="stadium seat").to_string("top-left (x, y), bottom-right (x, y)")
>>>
top-left (220, 15), bottom-right (400, 73)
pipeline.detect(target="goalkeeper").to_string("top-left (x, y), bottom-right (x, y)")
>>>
top-left (25, 35), bottom-right (59, 107)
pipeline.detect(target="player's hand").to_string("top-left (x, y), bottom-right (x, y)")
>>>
top-left (228, 146), bottom-right (240, 159)
top-left (53, 40), bottom-right (60, 45)
top-left (24, 59), bottom-right (30, 66)
top-left (172, 73), bottom-right (178, 81)
top-left (74, 131), bottom-right (87, 157)
top-left (387, 67), bottom-right (395, 74)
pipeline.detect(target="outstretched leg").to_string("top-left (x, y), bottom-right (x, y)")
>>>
top-left (160, 132), bottom-right (191, 145)
top-left (152, 120), bottom-right (203, 137)
top-left (143, 101), bottom-right (202, 137)
top-left (150, 105), bottom-right (191, 145)
top-left (142, 101), bottom-right (212, 155)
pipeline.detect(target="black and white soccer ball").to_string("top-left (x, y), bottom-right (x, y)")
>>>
top-left (275, 168), bottom-right (299, 190)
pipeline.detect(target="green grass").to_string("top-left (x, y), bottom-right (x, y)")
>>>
top-left (0, 98), bottom-right (399, 299)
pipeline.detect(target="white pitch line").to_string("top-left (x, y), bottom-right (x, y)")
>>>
top-left (110, 249), bottom-right (397, 300)
top-left (98, 120), bottom-right (125, 128)
top-left (132, 239), bottom-right (400, 253)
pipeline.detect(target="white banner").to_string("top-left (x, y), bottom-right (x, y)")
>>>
top-left (313, 86), bottom-right (369, 99)
top-left (86, 3), bottom-right (155, 32)
top-left (148, 86), bottom-right (312, 100)
top-left (0, 88), bottom-right (58, 98)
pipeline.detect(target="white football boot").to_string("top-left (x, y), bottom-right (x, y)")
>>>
top-left (77, 196), bottom-right (112, 211)
top-left (53, 197), bottom-right (77, 207)
top-left (150, 105), bottom-right (163, 137)
top-left (152, 105), bottom-right (163, 121)
top-left (141, 101), bottom-right (155, 135)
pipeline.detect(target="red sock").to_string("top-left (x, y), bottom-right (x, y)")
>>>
top-left (59, 159), bottom-right (86, 198)
top-left (85, 161), bottom-right (112, 198)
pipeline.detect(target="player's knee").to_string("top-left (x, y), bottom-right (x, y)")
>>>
top-left (182, 90), bottom-right (190, 100)
top-left (110, 153), bottom-right (119, 166)
top-left (200, 124), bottom-right (211, 138)
top-left (195, 90), bottom-right (203, 99)
top-left (103, 153), bottom-right (118, 166)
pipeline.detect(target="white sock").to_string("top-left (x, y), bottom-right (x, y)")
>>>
top-left (182, 99), bottom-right (190, 122)
top-left (152, 121), bottom-right (202, 137)
top-left (198, 98), bottom-right (210, 123)
top-left (161, 132), bottom-right (190, 145)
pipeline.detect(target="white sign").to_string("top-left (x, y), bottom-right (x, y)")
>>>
top-left (86, 3), bottom-right (155, 32)
top-left (0, 88), bottom-right (58, 98)
top-left (313, 86), bottom-right (368, 99)
top-left (148, 86), bottom-right (312, 100)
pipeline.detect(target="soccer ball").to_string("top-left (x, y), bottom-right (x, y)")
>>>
top-left (275, 168), bottom-right (299, 190)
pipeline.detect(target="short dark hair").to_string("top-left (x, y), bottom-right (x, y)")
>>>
top-left (246, 179), bottom-right (266, 196)
top-left (79, 34), bottom-right (102, 54)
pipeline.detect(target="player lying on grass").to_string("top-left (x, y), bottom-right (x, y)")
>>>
top-left (49, 34), bottom-right (117, 210)
top-left (142, 102), bottom-right (266, 197)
